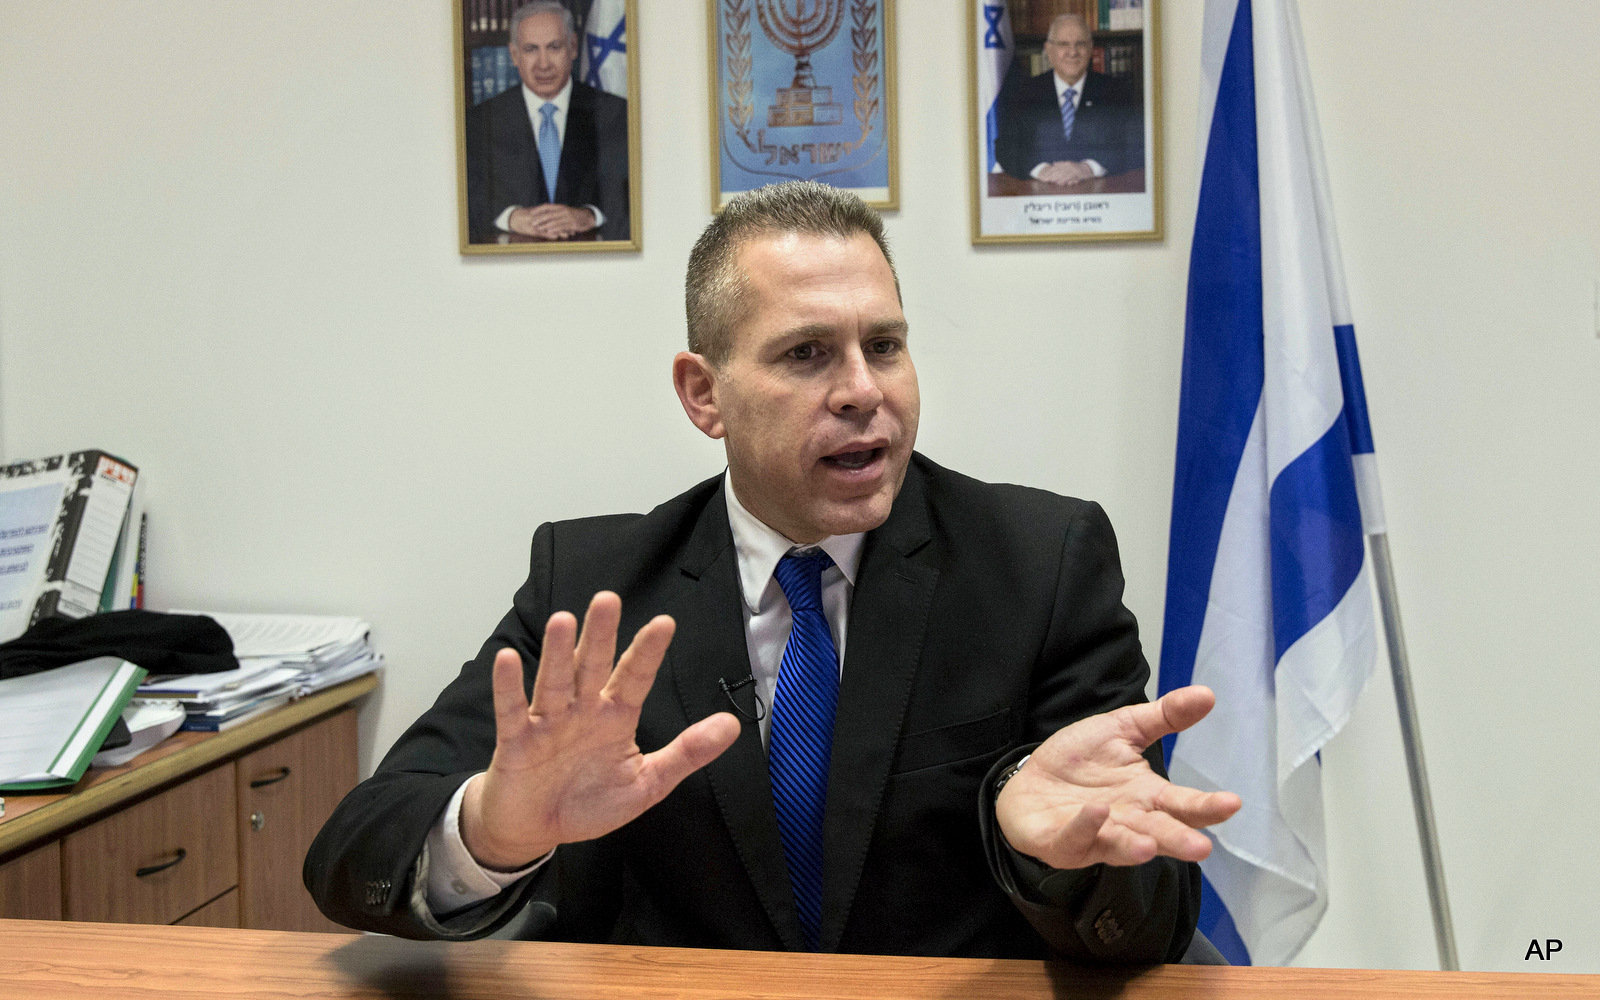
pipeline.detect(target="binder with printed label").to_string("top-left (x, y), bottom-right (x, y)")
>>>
top-left (0, 449), bottom-right (138, 642)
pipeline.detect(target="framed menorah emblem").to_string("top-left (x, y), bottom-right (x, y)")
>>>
top-left (968, 0), bottom-right (1162, 244)
top-left (708, 0), bottom-right (899, 210)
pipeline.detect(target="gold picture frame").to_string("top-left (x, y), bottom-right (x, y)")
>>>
top-left (967, 0), bottom-right (1162, 245)
top-left (707, 0), bottom-right (899, 212)
top-left (454, 0), bottom-right (643, 254)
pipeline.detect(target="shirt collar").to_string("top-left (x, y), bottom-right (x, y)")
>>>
top-left (723, 471), bottom-right (864, 613)
top-left (1054, 70), bottom-right (1088, 101)
top-left (522, 76), bottom-right (573, 116)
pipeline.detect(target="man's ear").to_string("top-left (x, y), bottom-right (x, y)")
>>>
top-left (673, 351), bottom-right (725, 440)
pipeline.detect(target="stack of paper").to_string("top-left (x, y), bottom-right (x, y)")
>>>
top-left (139, 612), bottom-right (384, 731)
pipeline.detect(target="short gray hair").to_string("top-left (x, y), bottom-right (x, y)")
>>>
top-left (509, 1), bottom-right (576, 45)
top-left (685, 181), bottom-right (899, 365)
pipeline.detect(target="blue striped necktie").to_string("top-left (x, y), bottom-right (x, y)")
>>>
top-left (768, 549), bottom-right (838, 951)
top-left (1060, 86), bottom-right (1078, 141)
top-left (537, 102), bottom-right (560, 202)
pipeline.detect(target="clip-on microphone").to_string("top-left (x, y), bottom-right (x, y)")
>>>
top-left (717, 674), bottom-right (766, 722)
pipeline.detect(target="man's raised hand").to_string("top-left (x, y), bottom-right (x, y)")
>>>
top-left (994, 685), bottom-right (1241, 871)
top-left (460, 592), bottom-right (741, 870)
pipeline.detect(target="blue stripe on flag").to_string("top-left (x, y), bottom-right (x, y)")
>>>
top-left (986, 103), bottom-right (999, 173)
top-left (1268, 412), bottom-right (1366, 659)
top-left (1199, 872), bottom-right (1251, 965)
top-left (1332, 324), bottom-right (1376, 454)
top-left (1158, 0), bottom-right (1262, 758)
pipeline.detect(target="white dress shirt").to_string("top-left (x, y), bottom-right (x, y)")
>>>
top-left (492, 78), bottom-right (605, 232)
top-left (423, 472), bottom-right (863, 915)
top-left (1029, 71), bottom-right (1107, 180)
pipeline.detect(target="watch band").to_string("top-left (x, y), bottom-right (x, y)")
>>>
top-left (993, 752), bottom-right (1032, 800)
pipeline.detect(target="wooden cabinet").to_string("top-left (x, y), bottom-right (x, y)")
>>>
top-left (0, 841), bottom-right (62, 920)
top-left (62, 763), bottom-right (237, 924)
top-left (235, 708), bottom-right (357, 931)
top-left (174, 887), bottom-right (239, 928)
top-left (0, 676), bottom-right (371, 932)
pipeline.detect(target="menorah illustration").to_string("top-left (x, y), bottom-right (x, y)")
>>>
top-left (757, 0), bottom-right (845, 127)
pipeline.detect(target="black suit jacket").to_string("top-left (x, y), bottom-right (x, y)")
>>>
top-left (995, 71), bottom-right (1144, 180)
top-left (464, 80), bottom-right (630, 241)
top-left (304, 455), bottom-right (1199, 962)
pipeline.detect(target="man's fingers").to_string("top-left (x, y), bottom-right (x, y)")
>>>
top-left (602, 615), bottom-right (676, 708)
top-left (1040, 802), bottom-right (1110, 865)
top-left (490, 648), bottom-right (531, 739)
top-left (574, 592), bottom-right (622, 700)
top-left (1116, 685), bottom-right (1217, 748)
top-left (1095, 822), bottom-right (1160, 866)
top-left (637, 712), bottom-right (741, 800)
top-left (1119, 808), bottom-right (1215, 862)
top-left (1154, 784), bottom-right (1242, 829)
top-left (529, 611), bottom-right (577, 715)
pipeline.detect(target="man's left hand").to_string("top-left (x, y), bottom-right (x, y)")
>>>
top-left (1036, 160), bottom-right (1098, 187)
top-left (995, 685), bottom-right (1241, 870)
top-left (511, 204), bottom-right (598, 240)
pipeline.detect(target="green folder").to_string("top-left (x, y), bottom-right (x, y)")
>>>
top-left (0, 657), bottom-right (148, 792)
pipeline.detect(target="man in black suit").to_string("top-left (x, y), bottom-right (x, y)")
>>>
top-left (464, 1), bottom-right (629, 242)
top-left (305, 182), bottom-right (1238, 962)
top-left (996, 14), bottom-right (1144, 185)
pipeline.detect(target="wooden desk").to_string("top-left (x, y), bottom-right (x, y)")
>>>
top-left (0, 674), bottom-right (376, 930)
top-left (0, 919), bottom-right (1591, 1000)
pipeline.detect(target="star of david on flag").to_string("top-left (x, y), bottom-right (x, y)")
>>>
top-left (581, 0), bottom-right (628, 98)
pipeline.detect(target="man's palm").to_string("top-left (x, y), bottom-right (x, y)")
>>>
top-left (461, 592), bottom-right (741, 870)
top-left (995, 686), bottom-right (1241, 870)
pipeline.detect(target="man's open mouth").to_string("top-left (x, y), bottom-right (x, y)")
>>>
top-left (821, 448), bottom-right (883, 470)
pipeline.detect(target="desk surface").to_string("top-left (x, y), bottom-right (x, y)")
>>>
top-left (0, 919), bottom-right (1591, 1000)
top-left (0, 673), bottom-right (378, 859)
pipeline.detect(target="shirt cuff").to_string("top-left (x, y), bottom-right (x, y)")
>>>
top-left (423, 772), bottom-right (552, 914)
top-left (584, 204), bottom-right (605, 228)
top-left (494, 206), bottom-right (517, 233)
top-left (1084, 159), bottom-right (1107, 177)
top-left (1029, 163), bottom-right (1050, 180)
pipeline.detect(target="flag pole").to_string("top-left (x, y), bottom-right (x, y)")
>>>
top-left (1366, 530), bottom-right (1460, 970)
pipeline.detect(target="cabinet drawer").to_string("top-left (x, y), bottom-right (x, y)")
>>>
top-left (62, 764), bottom-right (238, 924)
top-left (174, 887), bottom-right (239, 928)
top-left (0, 842), bottom-right (62, 920)
top-left (236, 708), bottom-right (358, 932)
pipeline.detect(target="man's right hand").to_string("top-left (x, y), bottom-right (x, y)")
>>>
top-left (460, 592), bottom-right (741, 870)
top-left (507, 203), bottom-right (597, 240)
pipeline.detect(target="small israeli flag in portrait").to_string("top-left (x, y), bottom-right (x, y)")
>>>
top-left (975, 3), bottom-right (1014, 173)
top-left (1159, 0), bottom-right (1387, 969)
top-left (581, 0), bottom-right (628, 98)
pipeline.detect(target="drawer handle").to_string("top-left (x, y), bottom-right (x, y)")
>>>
top-left (135, 848), bottom-right (187, 878)
top-left (250, 766), bottom-right (292, 788)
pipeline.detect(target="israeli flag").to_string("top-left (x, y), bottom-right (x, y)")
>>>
top-left (1158, 0), bottom-right (1387, 967)
top-left (975, 3), bottom-right (1014, 173)
top-left (580, 0), bottom-right (628, 99)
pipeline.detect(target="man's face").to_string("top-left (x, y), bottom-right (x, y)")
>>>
top-left (1045, 19), bottom-right (1093, 85)
top-left (510, 11), bottom-right (577, 99)
top-left (711, 232), bottom-right (920, 544)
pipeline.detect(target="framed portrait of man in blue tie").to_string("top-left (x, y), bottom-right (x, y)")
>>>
top-left (967, 0), bottom-right (1162, 244)
top-left (454, 0), bottom-right (641, 253)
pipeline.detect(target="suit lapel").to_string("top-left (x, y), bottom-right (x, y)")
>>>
top-left (667, 485), bottom-right (809, 951)
top-left (818, 464), bottom-right (938, 952)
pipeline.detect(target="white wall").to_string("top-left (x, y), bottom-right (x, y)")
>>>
top-left (1, 0), bottom-right (1595, 974)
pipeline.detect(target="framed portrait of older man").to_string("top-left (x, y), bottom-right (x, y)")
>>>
top-left (968, 0), bottom-right (1162, 244)
top-left (707, 0), bottom-right (899, 211)
top-left (454, 0), bottom-right (642, 254)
